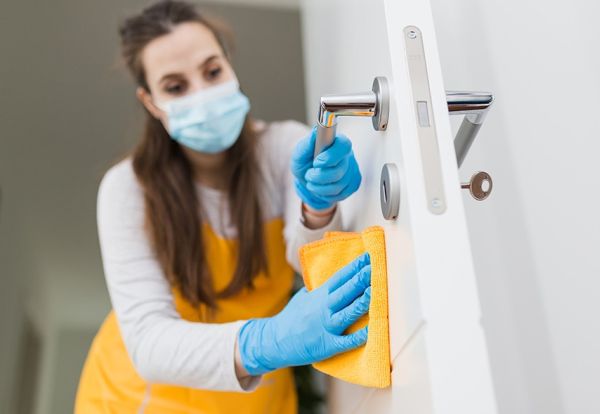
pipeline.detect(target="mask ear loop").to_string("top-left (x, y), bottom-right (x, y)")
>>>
top-left (139, 86), bottom-right (169, 126)
top-left (144, 91), bottom-right (168, 127)
top-left (151, 96), bottom-right (168, 114)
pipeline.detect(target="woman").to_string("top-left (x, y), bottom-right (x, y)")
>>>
top-left (75, 1), bottom-right (372, 412)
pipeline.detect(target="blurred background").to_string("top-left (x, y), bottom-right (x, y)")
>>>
top-left (0, 1), bottom-right (308, 413)
top-left (2, 0), bottom-right (600, 413)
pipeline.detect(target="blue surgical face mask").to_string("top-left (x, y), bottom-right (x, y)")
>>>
top-left (156, 79), bottom-right (250, 153)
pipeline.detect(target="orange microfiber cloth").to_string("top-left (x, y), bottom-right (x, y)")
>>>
top-left (299, 225), bottom-right (391, 388)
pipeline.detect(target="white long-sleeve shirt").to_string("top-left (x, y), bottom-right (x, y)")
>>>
top-left (96, 119), bottom-right (343, 393)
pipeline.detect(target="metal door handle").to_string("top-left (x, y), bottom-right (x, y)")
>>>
top-left (315, 84), bottom-right (492, 167)
top-left (313, 81), bottom-right (494, 219)
top-left (447, 91), bottom-right (495, 200)
top-left (314, 76), bottom-right (389, 157)
top-left (446, 91), bottom-right (494, 167)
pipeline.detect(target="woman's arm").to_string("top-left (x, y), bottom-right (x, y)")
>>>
top-left (234, 336), bottom-right (251, 379)
top-left (97, 159), bottom-right (261, 392)
top-left (301, 203), bottom-right (337, 229)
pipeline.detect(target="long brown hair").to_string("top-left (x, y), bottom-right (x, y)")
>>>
top-left (118, 0), bottom-right (268, 310)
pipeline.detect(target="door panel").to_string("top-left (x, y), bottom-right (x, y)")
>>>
top-left (301, 0), bottom-right (422, 371)
top-left (301, 0), bottom-right (497, 412)
top-left (355, 324), bottom-right (432, 414)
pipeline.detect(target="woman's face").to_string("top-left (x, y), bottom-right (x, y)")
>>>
top-left (137, 21), bottom-right (236, 124)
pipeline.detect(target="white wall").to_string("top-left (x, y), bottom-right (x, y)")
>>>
top-left (430, 1), bottom-right (600, 413)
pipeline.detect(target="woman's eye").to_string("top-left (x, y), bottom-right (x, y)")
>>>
top-left (206, 67), bottom-right (222, 80)
top-left (165, 83), bottom-right (185, 95)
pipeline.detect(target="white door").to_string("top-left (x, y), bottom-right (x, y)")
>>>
top-left (300, 1), bottom-right (497, 412)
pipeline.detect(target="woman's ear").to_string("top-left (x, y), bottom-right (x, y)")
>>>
top-left (136, 86), bottom-right (163, 120)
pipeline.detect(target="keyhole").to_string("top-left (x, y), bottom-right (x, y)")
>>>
top-left (382, 180), bottom-right (388, 203)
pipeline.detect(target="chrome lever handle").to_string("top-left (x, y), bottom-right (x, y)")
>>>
top-left (314, 76), bottom-right (389, 157)
top-left (446, 91), bottom-right (494, 167)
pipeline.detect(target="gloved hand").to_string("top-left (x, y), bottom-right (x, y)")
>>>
top-left (237, 252), bottom-right (372, 376)
top-left (291, 127), bottom-right (362, 210)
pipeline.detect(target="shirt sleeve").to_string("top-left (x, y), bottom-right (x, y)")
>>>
top-left (271, 120), bottom-right (345, 274)
top-left (96, 159), bottom-right (262, 392)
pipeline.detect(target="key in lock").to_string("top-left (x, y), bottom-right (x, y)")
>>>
top-left (462, 171), bottom-right (493, 201)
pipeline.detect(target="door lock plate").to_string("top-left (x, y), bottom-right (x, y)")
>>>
top-left (405, 25), bottom-right (447, 215)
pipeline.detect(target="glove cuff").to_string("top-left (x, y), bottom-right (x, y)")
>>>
top-left (237, 318), bottom-right (275, 376)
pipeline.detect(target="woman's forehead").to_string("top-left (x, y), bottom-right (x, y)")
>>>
top-left (142, 22), bottom-right (224, 82)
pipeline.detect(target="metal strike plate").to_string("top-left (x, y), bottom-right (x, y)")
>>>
top-left (404, 25), bottom-right (447, 215)
top-left (380, 163), bottom-right (401, 220)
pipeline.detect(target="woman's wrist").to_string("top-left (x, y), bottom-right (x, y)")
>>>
top-left (234, 336), bottom-right (251, 379)
top-left (301, 203), bottom-right (336, 229)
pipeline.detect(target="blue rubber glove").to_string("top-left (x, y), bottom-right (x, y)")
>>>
top-left (237, 252), bottom-right (372, 376)
top-left (291, 126), bottom-right (362, 210)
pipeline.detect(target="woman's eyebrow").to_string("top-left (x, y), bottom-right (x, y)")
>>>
top-left (158, 73), bottom-right (182, 84)
top-left (197, 54), bottom-right (220, 69)
top-left (158, 54), bottom-right (221, 84)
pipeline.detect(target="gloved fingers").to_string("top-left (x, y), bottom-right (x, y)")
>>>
top-left (304, 156), bottom-right (349, 184)
top-left (324, 252), bottom-right (370, 293)
top-left (290, 127), bottom-right (317, 178)
top-left (345, 156), bottom-right (362, 192)
top-left (313, 134), bottom-right (352, 168)
top-left (306, 171), bottom-right (353, 197)
top-left (337, 156), bottom-right (362, 196)
top-left (333, 325), bottom-right (369, 352)
top-left (328, 286), bottom-right (371, 334)
top-left (292, 162), bottom-right (312, 183)
top-left (294, 179), bottom-right (333, 210)
top-left (308, 156), bottom-right (361, 198)
top-left (328, 264), bottom-right (371, 314)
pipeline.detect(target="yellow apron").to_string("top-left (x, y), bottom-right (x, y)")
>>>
top-left (75, 218), bottom-right (297, 413)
